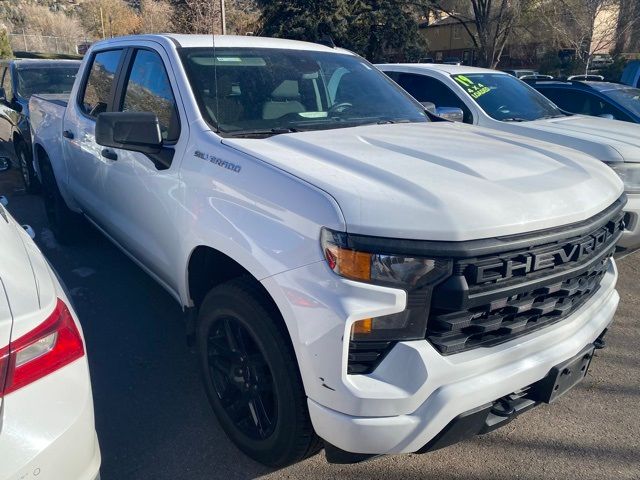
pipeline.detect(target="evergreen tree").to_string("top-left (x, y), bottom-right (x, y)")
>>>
top-left (256, 0), bottom-right (426, 62)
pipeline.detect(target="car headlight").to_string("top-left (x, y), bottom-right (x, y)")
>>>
top-left (609, 163), bottom-right (640, 194)
top-left (320, 228), bottom-right (452, 342)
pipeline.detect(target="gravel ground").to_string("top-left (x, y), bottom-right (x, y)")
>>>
top-left (1, 161), bottom-right (638, 480)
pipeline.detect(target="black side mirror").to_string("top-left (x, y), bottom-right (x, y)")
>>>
top-left (96, 112), bottom-right (162, 155)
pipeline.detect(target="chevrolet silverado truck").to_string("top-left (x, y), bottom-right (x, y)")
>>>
top-left (378, 63), bottom-right (640, 256)
top-left (30, 34), bottom-right (625, 467)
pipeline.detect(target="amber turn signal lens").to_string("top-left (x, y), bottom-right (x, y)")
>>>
top-left (351, 318), bottom-right (373, 339)
top-left (324, 245), bottom-right (371, 281)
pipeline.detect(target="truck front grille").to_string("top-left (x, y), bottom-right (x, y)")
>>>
top-left (428, 255), bottom-right (611, 354)
top-left (426, 201), bottom-right (625, 355)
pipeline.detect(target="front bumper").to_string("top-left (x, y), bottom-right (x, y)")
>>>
top-left (617, 192), bottom-right (640, 255)
top-left (265, 258), bottom-right (618, 456)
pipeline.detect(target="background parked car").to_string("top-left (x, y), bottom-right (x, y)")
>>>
top-left (378, 63), bottom-right (640, 255)
top-left (525, 79), bottom-right (640, 124)
top-left (621, 59), bottom-right (640, 88)
top-left (0, 196), bottom-right (100, 480)
top-left (0, 59), bottom-right (81, 192)
top-left (502, 69), bottom-right (536, 78)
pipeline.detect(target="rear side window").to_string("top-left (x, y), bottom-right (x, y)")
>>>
top-left (119, 49), bottom-right (180, 142)
top-left (80, 49), bottom-right (123, 118)
top-left (396, 73), bottom-right (473, 123)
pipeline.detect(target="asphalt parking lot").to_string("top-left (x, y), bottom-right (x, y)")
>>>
top-left (1, 157), bottom-right (639, 480)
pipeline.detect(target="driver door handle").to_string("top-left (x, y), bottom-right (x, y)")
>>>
top-left (101, 149), bottom-right (118, 161)
top-left (62, 130), bottom-right (74, 139)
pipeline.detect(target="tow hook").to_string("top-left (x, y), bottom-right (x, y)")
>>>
top-left (594, 329), bottom-right (608, 350)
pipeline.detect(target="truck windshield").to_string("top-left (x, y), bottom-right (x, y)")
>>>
top-left (181, 47), bottom-right (428, 136)
top-left (605, 87), bottom-right (640, 117)
top-left (452, 73), bottom-right (566, 122)
top-left (16, 67), bottom-right (79, 99)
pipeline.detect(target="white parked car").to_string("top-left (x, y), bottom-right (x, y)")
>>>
top-left (30, 34), bottom-right (624, 466)
top-left (378, 63), bottom-right (640, 255)
top-left (0, 197), bottom-right (100, 480)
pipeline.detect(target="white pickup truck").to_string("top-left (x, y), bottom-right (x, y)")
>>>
top-left (30, 34), bottom-right (625, 466)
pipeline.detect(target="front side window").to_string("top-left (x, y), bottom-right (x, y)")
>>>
top-left (80, 49), bottom-right (123, 118)
top-left (395, 72), bottom-right (473, 123)
top-left (16, 66), bottom-right (79, 99)
top-left (180, 47), bottom-right (428, 136)
top-left (452, 73), bottom-right (564, 122)
top-left (120, 49), bottom-right (180, 142)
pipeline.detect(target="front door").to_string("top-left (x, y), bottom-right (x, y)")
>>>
top-left (95, 45), bottom-right (186, 291)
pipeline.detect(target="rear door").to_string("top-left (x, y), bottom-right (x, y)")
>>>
top-left (63, 48), bottom-right (125, 217)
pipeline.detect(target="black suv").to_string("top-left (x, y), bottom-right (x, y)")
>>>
top-left (525, 79), bottom-right (640, 124)
top-left (0, 59), bottom-right (80, 192)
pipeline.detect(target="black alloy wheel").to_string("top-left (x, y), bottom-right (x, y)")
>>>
top-left (207, 316), bottom-right (277, 440)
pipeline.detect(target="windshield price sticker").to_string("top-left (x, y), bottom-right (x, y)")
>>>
top-left (454, 75), bottom-right (491, 99)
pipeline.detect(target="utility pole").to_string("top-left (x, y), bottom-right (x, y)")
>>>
top-left (220, 0), bottom-right (227, 35)
top-left (100, 7), bottom-right (106, 39)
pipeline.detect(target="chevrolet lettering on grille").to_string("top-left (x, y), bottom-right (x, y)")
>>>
top-left (469, 220), bottom-right (622, 284)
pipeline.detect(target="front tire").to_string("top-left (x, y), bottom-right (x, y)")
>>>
top-left (196, 278), bottom-right (321, 467)
top-left (40, 154), bottom-right (83, 244)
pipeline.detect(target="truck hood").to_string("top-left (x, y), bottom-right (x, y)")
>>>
top-left (502, 115), bottom-right (640, 163)
top-left (223, 122), bottom-right (623, 241)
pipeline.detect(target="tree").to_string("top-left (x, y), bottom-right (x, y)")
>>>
top-left (172, 0), bottom-right (224, 34)
top-left (139, 0), bottom-right (175, 33)
top-left (420, 0), bottom-right (530, 68)
top-left (226, 0), bottom-right (262, 35)
top-left (256, 0), bottom-right (426, 62)
top-left (79, 0), bottom-right (141, 38)
top-left (0, 26), bottom-right (13, 59)
top-left (537, 0), bottom-right (636, 73)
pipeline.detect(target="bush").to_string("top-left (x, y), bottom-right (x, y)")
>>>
top-left (0, 28), bottom-right (12, 59)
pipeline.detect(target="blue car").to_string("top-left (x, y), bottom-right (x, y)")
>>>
top-left (525, 79), bottom-right (640, 124)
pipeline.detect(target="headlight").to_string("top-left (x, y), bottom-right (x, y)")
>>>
top-left (609, 163), bottom-right (640, 193)
top-left (320, 228), bottom-right (452, 342)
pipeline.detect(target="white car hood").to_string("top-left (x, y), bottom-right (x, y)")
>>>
top-left (223, 122), bottom-right (623, 241)
top-left (501, 115), bottom-right (640, 163)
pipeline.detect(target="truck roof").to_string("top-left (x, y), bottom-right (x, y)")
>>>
top-left (91, 34), bottom-right (355, 55)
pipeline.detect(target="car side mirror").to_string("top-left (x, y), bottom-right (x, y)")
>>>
top-left (96, 112), bottom-right (162, 155)
top-left (435, 107), bottom-right (465, 122)
top-left (421, 101), bottom-right (436, 114)
top-left (598, 113), bottom-right (615, 120)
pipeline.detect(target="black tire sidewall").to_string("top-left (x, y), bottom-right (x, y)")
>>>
top-left (197, 284), bottom-right (306, 466)
top-left (40, 157), bottom-right (78, 243)
top-left (17, 143), bottom-right (39, 193)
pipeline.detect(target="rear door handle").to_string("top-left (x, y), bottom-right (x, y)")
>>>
top-left (62, 130), bottom-right (74, 139)
top-left (101, 149), bottom-right (118, 161)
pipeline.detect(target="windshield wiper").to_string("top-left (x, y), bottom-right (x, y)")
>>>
top-left (223, 127), bottom-right (300, 138)
top-left (539, 114), bottom-right (569, 119)
top-left (376, 118), bottom-right (414, 125)
top-left (502, 117), bottom-right (528, 122)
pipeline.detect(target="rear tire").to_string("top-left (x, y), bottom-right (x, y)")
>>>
top-left (196, 277), bottom-right (321, 467)
top-left (16, 142), bottom-right (40, 194)
top-left (39, 154), bottom-right (83, 244)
